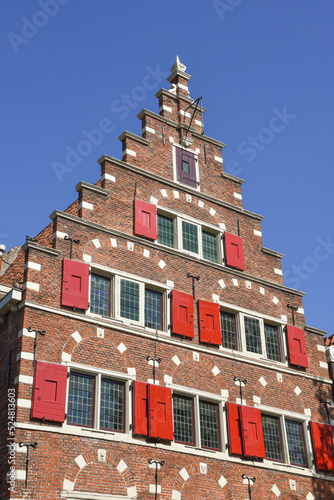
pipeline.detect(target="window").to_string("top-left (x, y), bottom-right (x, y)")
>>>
top-left (67, 372), bottom-right (125, 432)
top-left (174, 146), bottom-right (199, 188)
top-left (261, 414), bottom-right (307, 467)
top-left (90, 274), bottom-right (111, 316)
top-left (157, 213), bottom-right (174, 248)
top-left (261, 415), bottom-right (283, 462)
top-left (264, 323), bottom-right (280, 361)
top-left (219, 305), bottom-right (285, 364)
top-left (173, 394), bottom-right (220, 450)
top-left (157, 211), bottom-right (221, 263)
top-left (202, 230), bottom-right (218, 262)
top-left (89, 270), bottom-right (167, 332)
top-left (244, 315), bottom-right (262, 354)
top-left (220, 311), bottom-right (237, 350)
top-left (182, 221), bottom-right (198, 254)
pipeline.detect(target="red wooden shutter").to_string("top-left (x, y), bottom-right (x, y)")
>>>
top-left (286, 325), bottom-right (308, 368)
top-left (172, 290), bottom-right (194, 338)
top-left (239, 406), bottom-right (266, 458)
top-left (198, 300), bottom-right (221, 345)
top-left (310, 422), bottom-right (334, 472)
top-left (133, 381), bottom-right (148, 436)
top-left (134, 199), bottom-right (157, 240)
top-left (31, 361), bottom-right (67, 422)
top-left (148, 385), bottom-right (173, 440)
top-left (224, 232), bottom-right (245, 271)
top-left (226, 402), bottom-right (243, 455)
top-left (61, 259), bottom-right (89, 310)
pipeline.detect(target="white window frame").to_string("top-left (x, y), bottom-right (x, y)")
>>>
top-left (157, 207), bottom-right (223, 263)
top-left (64, 362), bottom-right (132, 436)
top-left (259, 405), bottom-right (313, 469)
top-left (219, 301), bottom-right (287, 365)
top-left (171, 384), bottom-right (225, 452)
top-left (172, 143), bottom-right (200, 191)
top-left (87, 265), bottom-right (170, 333)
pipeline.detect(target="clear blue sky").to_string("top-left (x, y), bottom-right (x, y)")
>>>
top-left (1, 1), bottom-right (333, 335)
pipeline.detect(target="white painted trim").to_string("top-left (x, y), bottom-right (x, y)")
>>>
top-left (317, 344), bottom-right (326, 352)
top-left (122, 149), bottom-right (136, 157)
top-left (179, 109), bottom-right (191, 118)
top-left (274, 268), bottom-right (283, 276)
top-left (14, 374), bottom-right (33, 385)
top-left (24, 261), bottom-right (41, 271)
top-left (92, 238), bottom-right (101, 248)
top-left (254, 229), bottom-right (262, 237)
top-left (78, 201), bottom-right (93, 211)
top-left (142, 126), bottom-right (155, 134)
top-left (74, 455), bottom-right (86, 469)
top-left (16, 398), bottom-right (31, 409)
top-left (159, 105), bottom-right (172, 113)
top-left (16, 351), bottom-right (34, 361)
top-left (23, 281), bottom-right (40, 292)
top-left (83, 254), bottom-right (92, 263)
top-left (71, 331), bottom-right (82, 344)
top-left (195, 119), bottom-right (203, 127)
top-left (18, 328), bottom-right (36, 338)
top-left (101, 173), bottom-right (115, 183)
top-left (53, 231), bottom-right (68, 240)
top-left (234, 192), bottom-right (242, 200)
top-left (319, 361), bottom-right (328, 369)
top-left (214, 155), bottom-right (223, 163)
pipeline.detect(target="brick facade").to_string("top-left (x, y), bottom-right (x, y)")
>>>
top-left (0, 57), bottom-right (333, 499)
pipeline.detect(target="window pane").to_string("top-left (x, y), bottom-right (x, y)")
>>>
top-left (120, 279), bottom-right (140, 321)
top-left (182, 160), bottom-right (190, 173)
top-left (157, 214), bottom-right (174, 248)
top-left (264, 324), bottom-right (280, 361)
top-left (220, 312), bottom-right (237, 349)
top-left (262, 415), bottom-right (282, 461)
top-left (173, 396), bottom-right (194, 445)
top-left (90, 274), bottom-right (110, 316)
top-left (202, 230), bottom-right (218, 262)
top-left (182, 221), bottom-right (198, 254)
top-left (244, 316), bottom-right (262, 354)
top-left (285, 420), bottom-right (306, 466)
top-left (145, 289), bottom-right (162, 330)
top-left (100, 379), bottom-right (124, 431)
top-left (68, 373), bottom-right (93, 427)
top-left (199, 401), bottom-right (219, 450)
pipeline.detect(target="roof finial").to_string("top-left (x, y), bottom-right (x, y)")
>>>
top-left (170, 55), bottom-right (187, 74)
